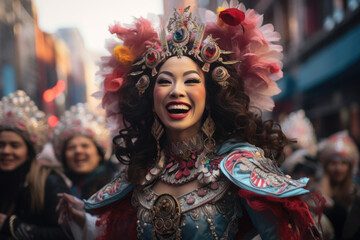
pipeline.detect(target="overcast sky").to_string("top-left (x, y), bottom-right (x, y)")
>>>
top-left (33, 0), bottom-right (164, 53)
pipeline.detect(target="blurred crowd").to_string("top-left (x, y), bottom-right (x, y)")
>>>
top-left (0, 91), bottom-right (123, 240)
top-left (280, 110), bottom-right (360, 240)
top-left (0, 90), bottom-right (359, 240)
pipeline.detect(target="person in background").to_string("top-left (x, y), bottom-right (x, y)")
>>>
top-left (318, 130), bottom-right (360, 240)
top-left (52, 103), bottom-right (117, 201)
top-left (0, 90), bottom-right (73, 240)
top-left (58, 2), bottom-right (324, 239)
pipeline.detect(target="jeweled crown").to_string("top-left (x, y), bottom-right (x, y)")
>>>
top-left (129, 6), bottom-right (237, 94)
top-left (0, 90), bottom-right (49, 153)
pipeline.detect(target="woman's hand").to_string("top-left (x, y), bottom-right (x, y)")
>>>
top-left (0, 213), bottom-right (8, 230)
top-left (56, 193), bottom-right (86, 229)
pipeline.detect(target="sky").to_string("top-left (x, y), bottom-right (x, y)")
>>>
top-left (33, 0), bottom-right (164, 54)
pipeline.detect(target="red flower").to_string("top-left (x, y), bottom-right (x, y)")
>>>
top-left (104, 77), bottom-right (123, 92)
top-left (219, 8), bottom-right (245, 26)
top-left (104, 69), bottom-right (125, 92)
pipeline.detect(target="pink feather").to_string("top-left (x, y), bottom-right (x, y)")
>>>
top-left (109, 18), bottom-right (159, 59)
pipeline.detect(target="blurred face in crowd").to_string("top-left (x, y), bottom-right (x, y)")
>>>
top-left (153, 56), bottom-right (206, 140)
top-left (0, 131), bottom-right (28, 171)
top-left (65, 135), bottom-right (101, 175)
top-left (325, 155), bottom-right (351, 183)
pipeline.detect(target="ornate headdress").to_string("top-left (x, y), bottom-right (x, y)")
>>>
top-left (96, 1), bottom-right (283, 134)
top-left (0, 90), bottom-right (49, 153)
top-left (318, 130), bottom-right (359, 175)
top-left (52, 103), bottom-right (111, 160)
top-left (280, 109), bottom-right (318, 157)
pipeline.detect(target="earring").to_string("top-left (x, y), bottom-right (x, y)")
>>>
top-left (201, 114), bottom-right (216, 153)
top-left (151, 113), bottom-right (164, 162)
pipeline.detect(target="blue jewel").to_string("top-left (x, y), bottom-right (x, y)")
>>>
top-left (174, 28), bottom-right (184, 41)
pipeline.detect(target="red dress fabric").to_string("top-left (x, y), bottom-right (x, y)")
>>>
top-left (237, 188), bottom-right (325, 239)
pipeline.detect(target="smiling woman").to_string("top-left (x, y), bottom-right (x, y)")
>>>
top-left (153, 56), bottom-right (206, 140)
top-left (0, 90), bottom-right (72, 240)
top-left (51, 103), bottom-right (117, 201)
top-left (0, 131), bottom-right (28, 172)
top-left (57, 2), bottom-right (325, 240)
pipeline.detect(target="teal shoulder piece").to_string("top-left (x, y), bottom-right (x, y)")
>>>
top-left (218, 141), bottom-right (309, 198)
top-left (84, 176), bottom-right (135, 210)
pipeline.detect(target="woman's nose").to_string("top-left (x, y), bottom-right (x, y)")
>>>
top-left (74, 145), bottom-right (83, 153)
top-left (170, 82), bottom-right (185, 98)
top-left (0, 145), bottom-right (11, 154)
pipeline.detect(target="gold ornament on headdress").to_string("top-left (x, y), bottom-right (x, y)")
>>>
top-left (130, 6), bottom-right (239, 94)
top-left (52, 103), bottom-right (111, 159)
top-left (0, 90), bottom-right (49, 153)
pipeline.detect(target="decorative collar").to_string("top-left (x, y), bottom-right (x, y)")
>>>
top-left (144, 134), bottom-right (223, 185)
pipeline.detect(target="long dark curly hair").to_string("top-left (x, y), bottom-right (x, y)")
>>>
top-left (113, 41), bottom-right (290, 184)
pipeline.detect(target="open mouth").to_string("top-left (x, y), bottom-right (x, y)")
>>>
top-left (166, 102), bottom-right (191, 119)
top-left (74, 156), bottom-right (88, 163)
top-left (167, 104), bottom-right (190, 114)
top-left (0, 159), bottom-right (13, 165)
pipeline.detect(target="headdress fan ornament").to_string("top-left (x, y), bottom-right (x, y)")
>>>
top-left (95, 1), bottom-right (283, 134)
top-left (280, 109), bottom-right (317, 157)
top-left (52, 103), bottom-right (111, 160)
top-left (0, 90), bottom-right (49, 153)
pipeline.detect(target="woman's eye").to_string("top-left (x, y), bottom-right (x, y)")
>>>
top-left (185, 79), bottom-right (201, 84)
top-left (66, 146), bottom-right (75, 151)
top-left (11, 143), bottom-right (21, 148)
top-left (156, 79), bottom-right (171, 84)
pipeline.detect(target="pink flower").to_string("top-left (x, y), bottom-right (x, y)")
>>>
top-left (6, 111), bottom-right (14, 118)
top-left (268, 63), bottom-right (280, 74)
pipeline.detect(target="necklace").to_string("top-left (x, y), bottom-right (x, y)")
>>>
top-left (160, 134), bottom-right (205, 185)
top-left (160, 147), bottom-right (207, 185)
top-left (146, 134), bottom-right (222, 185)
top-left (161, 134), bottom-right (222, 185)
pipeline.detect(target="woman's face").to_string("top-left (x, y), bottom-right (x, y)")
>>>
top-left (0, 131), bottom-right (28, 171)
top-left (65, 135), bottom-right (101, 175)
top-left (325, 155), bottom-right (351, 183)
top-left (153, 56), bottom-right (206, 140)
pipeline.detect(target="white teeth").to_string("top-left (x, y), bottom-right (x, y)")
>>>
top-left (167, 104), bottom-right (190, 110)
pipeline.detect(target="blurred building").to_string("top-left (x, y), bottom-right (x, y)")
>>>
top-left (0, 0), bottom-right (38, 103)
top-left (55, 28), bottom-right (87, 108)
top-left (0, 0), bottom-right (93, 124)
top-left (261, 0), bottom-right (360, 143)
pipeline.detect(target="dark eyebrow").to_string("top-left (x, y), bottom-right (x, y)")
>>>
top-left (157, 70), bottom-right (200, 78)
top-left (158, 71), bottom-right (174, 77)
top-left (183, 70), bottom-right (200, 77)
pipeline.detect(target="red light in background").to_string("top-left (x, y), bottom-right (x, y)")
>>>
top-left (43, 80), bottom-right (66, 102)
top-left (54, 80), bottom-right (66, 93)
top-left (48, 115), bottom-right (59, 127)
top-left (43, 89), bottom-right (55, 102)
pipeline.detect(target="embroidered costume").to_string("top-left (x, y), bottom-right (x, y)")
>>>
top-left (85, 141), bottom-right (320, 239)
top-left (79, 1), bottom-right (323, 239)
